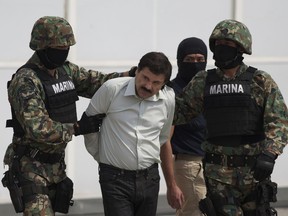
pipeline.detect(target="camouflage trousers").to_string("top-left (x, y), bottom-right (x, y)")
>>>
top-left (23, 193), bottom-right (54, 216)
top-left (21, 171), bottom-right (59, 216)
top-left (206, 177), bottom-right (256, 216)
top-left (19, 156), bottom-right (66, 216)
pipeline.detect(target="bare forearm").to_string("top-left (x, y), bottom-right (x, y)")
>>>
top-left (160, 141), bottom-right (184, 209)
top-left (160, 142), bottom-right (176, 187)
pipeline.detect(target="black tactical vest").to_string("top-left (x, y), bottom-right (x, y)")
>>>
top-left (203, 67), bottom-right (264, 145)
top-left (6, 64), bottom-right (79, 137)
top-left (35, 66), bottom-right (79, 123)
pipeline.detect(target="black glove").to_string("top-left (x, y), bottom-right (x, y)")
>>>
top-left (74, 112), bottom-right (106, 136)
top-left (165, 80), bottom-right (173, 88)
top-left (253, 151), bottom-right (277, 182)
top-left (128, 66), bottom-right (137, 77)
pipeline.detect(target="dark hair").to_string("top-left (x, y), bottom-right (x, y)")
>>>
top-left (138, 52), bottom-right (172, 83)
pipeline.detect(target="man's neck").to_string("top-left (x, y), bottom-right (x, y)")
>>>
top-left (222, 65), bottom-right (240, 78)
top-left (47, 68), bottom-right (56, 77)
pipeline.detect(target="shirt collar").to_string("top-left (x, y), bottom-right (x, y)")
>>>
top-left (125, 78), bottom-right (167, 101)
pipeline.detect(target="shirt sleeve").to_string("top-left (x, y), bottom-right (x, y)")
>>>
top-left (83, 81), bottom-right (113, 161)
top-left (85, 82), bottom-right (112, 116)
top-left (173, 71), bottom-right (206, 125)
top-left (260, 71), bottom-right (288, 155)
top-left (65, 62), bottom-right (120, 99)
top-left (159, 88), bottom-right (175, 146)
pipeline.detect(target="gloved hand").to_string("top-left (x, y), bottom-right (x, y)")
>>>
top-left (253, 151), bottom-right (277, 182)
top-left (74, 112), bottom-right (106, 136)
top-left (128, 66), bottom-right (137, 77)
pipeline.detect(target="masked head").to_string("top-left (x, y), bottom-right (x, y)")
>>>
top-left (209, 19), bottom-right (252, 69)
top-left (30, 16), bottom-right (76, 69)
top-left (176, 37), bottom-right (207, 84)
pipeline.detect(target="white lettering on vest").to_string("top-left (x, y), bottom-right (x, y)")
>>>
top-left (52, 81), bottom-right (75, 93)
top-left (210, 84), bottom-right (244, 94)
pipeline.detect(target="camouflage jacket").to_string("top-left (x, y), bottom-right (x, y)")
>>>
top-left (174, 63), bottom-right (288, 157)
top-left (6, 53), bottom-right (120, 156)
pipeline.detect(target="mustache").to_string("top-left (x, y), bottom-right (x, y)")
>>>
top-left (141, 87), bottom-right (152, 93)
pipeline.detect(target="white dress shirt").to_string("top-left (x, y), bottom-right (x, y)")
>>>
top-left (84, 77), bottom-right (175, 170)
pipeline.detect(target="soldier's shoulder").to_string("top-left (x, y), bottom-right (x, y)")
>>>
top-left (253, 68), bottom-right (275, 83)
top-left (8, 67), bottom-right (42, 96)
top-left (254, 68), bottom-right (271, 78)
top-left (192, 70), bottom-right (208, 87)
top-left (251, 68), bottom-right (280, 90)
top-left (196, 69), bottom-right (208, 78)
top-left (11, 67), bottom-right (39, 83)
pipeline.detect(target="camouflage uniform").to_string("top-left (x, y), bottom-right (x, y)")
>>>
top-left (3, 16), bottom-right (121, 216)
top-left (174, 20), bottom-right (288, 216)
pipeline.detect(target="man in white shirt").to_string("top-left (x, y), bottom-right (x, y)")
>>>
top-left (85, 52), bottom-right (184, 216)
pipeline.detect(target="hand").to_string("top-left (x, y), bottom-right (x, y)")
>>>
top-left (166, 184), bottom-right (185, 210)
top-left (165, 80), bottom-right (173, 88)
top-left (253, 151), bottom-right (277, 181)
top-left (74, 112), bottom-right (106, 136)
top-left (128, 66), bottom-right (137, 77)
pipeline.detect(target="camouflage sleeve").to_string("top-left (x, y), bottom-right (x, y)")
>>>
top-left (258, 71), bottom-right (288, 155)
top-left (64, 62), bottom-right (121, 98)
top-left (173, 70), bottom-right (206, 125)
top-left (8, 69), bottom-right (73, 146)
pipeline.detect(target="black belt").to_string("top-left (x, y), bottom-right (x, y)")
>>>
top-left (99, 163), bottom-right (158, 176)
top-left (14, 145), bottom-right (64, 164)
top-left (175, 154), bottom-right (203, 161)
top-left (204, 153), bottom-right (257, 167)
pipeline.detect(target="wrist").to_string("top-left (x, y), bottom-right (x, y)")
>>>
top-left (73, 122), bottom-right (80, 136)
top-left (165, 178), bottom-right (177, 188)
top-left (119, 71), bottom-right (128, 77)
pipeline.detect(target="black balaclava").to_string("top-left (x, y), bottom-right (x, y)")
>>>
top-left (176, 37), bottom-right (207, 85)
top-left (37, 47), bottom-right (69, 69)
top-left (213, 44), bottom-right (243, 69)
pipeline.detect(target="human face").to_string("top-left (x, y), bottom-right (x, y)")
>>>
top-left (135, 67), bottom-right (166, 99)
top-left (37, 46), bottom-right (70, 70)
top-left (213, 39), bottom-right (243, 70)
top-left (183, 53), bottom-right (205, 63)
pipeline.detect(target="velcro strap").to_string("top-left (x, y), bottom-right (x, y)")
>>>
top-left (204, 153), bottom-right (256, 167)
top-left (29, 150), bottom-right (64, 164)
top-left (14, 145), bottom-right (64, 164)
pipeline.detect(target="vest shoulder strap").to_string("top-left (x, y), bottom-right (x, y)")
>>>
top-left (206, 66), bottom-right (257, 84)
